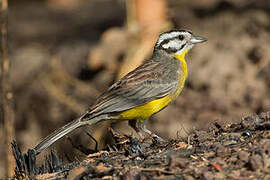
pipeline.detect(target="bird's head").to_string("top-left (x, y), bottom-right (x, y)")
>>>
top-left (154, 29), bottom-right (207, 57)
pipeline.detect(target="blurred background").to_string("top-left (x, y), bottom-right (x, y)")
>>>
top-left (1, 0), bottom-right (270, 176)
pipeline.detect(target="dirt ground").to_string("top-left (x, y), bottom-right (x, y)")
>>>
top-left (12, 111), bottom-right (270, 179)
top-left (0, 0), bottom-right (270, 178)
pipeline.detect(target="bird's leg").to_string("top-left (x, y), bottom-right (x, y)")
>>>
top-left (128, 120), bottom-right (145, 140)
top-left (138, 120), bottom-right (165, 142)
top-left (129, 120), bottom-right (165, 142)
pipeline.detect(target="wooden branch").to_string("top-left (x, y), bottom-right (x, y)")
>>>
top-left (0, 0), bottom-right (16, 177)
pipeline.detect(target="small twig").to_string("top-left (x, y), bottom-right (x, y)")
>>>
top-left (86, 151), bottom-right (109, 158)
top-left (0, 0), bottom-right (16, 177)
top-left (66, 136), bottom-right (96, 155)
top-left (140, 168), bottom-right (175, 175)
top-left (85, 131), bottom-right (98, 152)
top-left (35, 172), bottom-right (66, 180)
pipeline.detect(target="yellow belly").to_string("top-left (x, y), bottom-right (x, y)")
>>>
top-left (119, 51), bottom-right (188, 122)
top-left (119, 95), bottom-right (172, 122)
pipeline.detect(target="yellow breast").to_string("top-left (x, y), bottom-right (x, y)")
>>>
top-left (120, 51), bottom-right (188, 122)
top-left (172, 50), bottom-right (188, 98)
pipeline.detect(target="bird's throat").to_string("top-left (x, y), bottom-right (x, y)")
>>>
top-left (173, 49), bottom-right (188, 63)
top-left (173, 50), bottom-right (188, 98)
top-left (174, 49), bottom-right (188, 75)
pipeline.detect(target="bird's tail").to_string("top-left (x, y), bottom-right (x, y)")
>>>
top-left (33, 112), bottom-right (100, 155)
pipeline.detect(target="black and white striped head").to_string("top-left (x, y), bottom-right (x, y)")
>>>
top-left (154, 30), bottom-right (206, 55)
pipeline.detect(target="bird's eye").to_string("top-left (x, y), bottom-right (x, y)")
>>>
top-left (178, 35), bottom-right (184, 40)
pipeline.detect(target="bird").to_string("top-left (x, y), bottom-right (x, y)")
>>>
top-left (33, 29), bottom-right (206, 155)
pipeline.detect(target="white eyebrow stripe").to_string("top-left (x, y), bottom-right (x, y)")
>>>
top-left (157, 31), bottom-right (191, 47)
top-left (162, 39), bottom-right (182, 49)
top-left (157, 32), bottom-right (180, 46)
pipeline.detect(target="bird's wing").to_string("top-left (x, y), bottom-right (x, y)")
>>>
top-left (88, 60), bottom-right (178, 117)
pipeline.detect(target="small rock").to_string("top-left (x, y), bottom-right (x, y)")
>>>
top-left (122, 168), bottom-right (141, 180)
top-left (248, 46), bottom-right (263, 64)
top-left (248, 154), bottom-right (264, 171)
top-left (241, 131), bottom-right (252, 138)
top-left (223, 140), bottom-right (236, 146)
top-left (130, 138), bottom-right (142, 154)
top-left (259, 111), bottom-right (270, 121)
top-left (135, 156), bottom-right (142, 161)
top-left (202, 171), bottom-right (214, 180)
top-left (229, 170), bottom-right (241, 178)
top-left (168, 156), bottom-right (188, 170)
top-left (211, 163), bottom-right (222, 171)
top-left (215, 172), bottom-right (226, 179)
top-left (211, 157), bottom-right (225, 166)
top-left (227, 156), bottom-right (238, 164)
top-left (184, 175), bottom-right (195, 180)
top-left (229, 133), bottom-right (241, 141)
top-left (238, 151), bottom-right (249, 162)
top-left (240, 170), bottom-right (253, 178)
top-left (262, 141), bottom-right (270, 155)
top-left (215, 145), bottom-right (231, 157)
top-left (95, 162), bottom-right (109, 173)
top-left (241, 116), bottom-right (255, 129)
top-left (174, 142), bottom-right (188, 150)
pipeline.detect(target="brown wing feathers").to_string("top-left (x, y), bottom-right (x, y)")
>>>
top-left (87, 60), bottom-right (176, 117)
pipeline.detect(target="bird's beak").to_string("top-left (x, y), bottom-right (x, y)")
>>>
top-left (190, 34), bottom-right (207, 44)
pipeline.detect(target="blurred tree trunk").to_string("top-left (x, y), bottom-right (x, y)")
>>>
top-left (118, 0), bottom-right (171, 78)
top-left (0, 0), bottom-right (15, 177)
